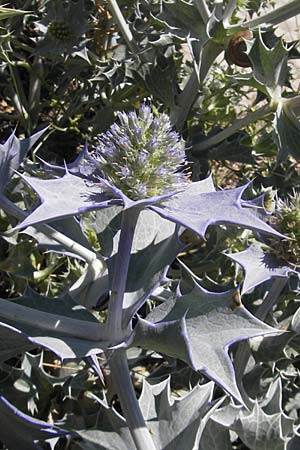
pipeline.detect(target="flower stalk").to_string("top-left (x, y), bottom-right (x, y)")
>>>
top-left (108, 349), bottom-right (157, 450)
top-left (106, 207), bottom-right (140, 342)
top-left (107, 0), bottom-right (140, 55)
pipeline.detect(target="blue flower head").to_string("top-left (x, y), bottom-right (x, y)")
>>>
top-left (92, 104), bottom-right (188, 200)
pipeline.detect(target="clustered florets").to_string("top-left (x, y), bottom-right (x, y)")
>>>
top-left (269, 190), bottom-right (300, 267)
top-left (48, 21), bottom-right (72, 41)
top-left (92, 104), bottom-right (188, 200)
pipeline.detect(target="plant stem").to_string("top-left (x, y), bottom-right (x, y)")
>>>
top-left (0, 194), bottom-right (100, 265)
top-left (192, 105), bottom-right (274, 153)
top-left (108, 349), bottom-right (157, 450)
top-left (234, 0), bottom-right (300, 30)
top-left (223, 0), bottom-right (237, 27)
top-left (194, 0), bottom-right (210, 23)
top-left (106, 208), bottom-right (140, 342)
top-left (107, 0), bottom-right (140, 54)
top-left (214, 0), bottom-right (223, 19)
top-left (0, 298), bottom-right (106, 341)
top-left (234, 278), bottom-right (287, 385)
top-left (171, 40), bottom-right (223, 130)
top-left (284, 95), bottom-right (300, 110)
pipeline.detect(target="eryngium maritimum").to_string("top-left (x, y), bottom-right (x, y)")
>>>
top-left (93, 104), bottom-right (188, 200)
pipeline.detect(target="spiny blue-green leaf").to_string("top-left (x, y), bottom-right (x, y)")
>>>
top-left (132, 281), bottom-right (279, 402)
top-left (139, 379), bottom-right (219, 450)
top-left (75, 379), bottom-right (218, 450)
top-left (227, 245), bottom-right (295, 294)
top-left (0, 395), bottom-right (67, 450)
top-left (156, 0), bottom-right (207, 39)
top-left (74, 400), bottom-right (134, 450)
top-left (247, 34), bottom-right (288, 97)
top-left (261, 378), bottom-right (286, 416)
top-left (16, 171), bottom-right (121, 229)
top-left (199, 399), bottom-right (243, 449)
top-left (233, 402), bottom-right (294, 450)
top-left (0, 128), bottom-right (46, 192)
top-left (199, 418), bottom-right (232, 450)
top-left (0, 323), bottom-right (35, 362)
top-left (231, 377), bottom-right (294, 450)
top-left (151, 181), bottom-right (280, 239)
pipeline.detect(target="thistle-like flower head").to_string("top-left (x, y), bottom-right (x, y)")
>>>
top-left (269, 190), bottom-right (300, 267)
top-left (92, 104), bottom-right (188, 200)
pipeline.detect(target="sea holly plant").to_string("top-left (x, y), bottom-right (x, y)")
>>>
top-left (0, 104), bottom-right (289, 450)
top-left (1, 0), bottom-right (300, 449)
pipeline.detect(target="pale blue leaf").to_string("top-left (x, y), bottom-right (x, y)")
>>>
top-left (132, 281), bottom-right (279, 402)
top-left (199, 418), bottom-right (232, 450)
top-left (0, 128), bottom-right (47, 192)
top-left (227, 245), bottom-right (295, 294)
top-left (151, 182), bottom-right (280, 239)
top-left (75, 379), bottom-right (217, 450)
top-left (233, 402), bottom-right (294, 450)
top-left (23, 216), bottom-right (93, 259)
top-left (16, 171), bottom-right (121, 228)
top-left (274, 103), bottom-right (300, 161)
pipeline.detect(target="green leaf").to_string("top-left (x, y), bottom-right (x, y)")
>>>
top-left (0, 6), bottom-right (29, 20)
top-left (144, 57), bottom-right (178, 108)
top-left (156, 0), bottom-right (207, 39)
top-left (248, 34), bottom-right (289, 97)
top-left (132, 281), bottom-right (279, 402)
top-left (206, 132), bottom-right (256, 164)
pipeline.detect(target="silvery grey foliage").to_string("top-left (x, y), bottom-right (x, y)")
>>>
top-left (1, 1), bottom-right (300, 449)
top-left (0, 104), bottom-right (286, 450)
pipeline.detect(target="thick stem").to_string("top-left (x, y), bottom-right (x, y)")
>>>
top-left (192, 105), bottom-right (273, 154)
top-left (107, 0), bottom-right (140, 54)
top-left (108, 349), bottom-right (157, 450)
top-left (284, 95), bottom-right (300, 110)
top-left (106, 208), bottom-right (140, 342)
top-left (223, 0), bottom-right (237, 27)
top-left (234, 0), bottom-right (300, 30)
top-left (0, 298), bottom-right (105, 341)
top-left (171, 41), bottom-right (223, 130)
top-left (234, 278), bottom-right (287, 385)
